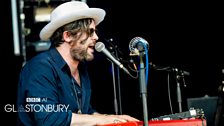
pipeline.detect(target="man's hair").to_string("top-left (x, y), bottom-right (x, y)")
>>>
top-left (50, 18), bottom-right (94, 47)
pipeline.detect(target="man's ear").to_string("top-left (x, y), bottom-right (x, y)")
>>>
top-left (62, 31), bottom-right (72, 42)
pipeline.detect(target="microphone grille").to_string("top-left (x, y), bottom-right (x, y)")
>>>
top-left (129, 37), bottom-right (148, 53)
top-left (95, 42), bottom-right (105, 52)
top-left (130, 37), bottom-right (143, 43)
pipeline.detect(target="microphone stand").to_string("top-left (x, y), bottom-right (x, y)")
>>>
top-left (111, 62), bottom-right (119, 114)
top-left (114, 48), bottom-right (123, 115)
top-left (175, 69), bottom-right (182, 113)
top-left (108, 40), bottom-right (122, 115)
top-left (139, 52), bottom-right (148, 126)
top-left (174, 68), bottom-right (187, 113)
top-left (151, 64), bottom-right (189, 113)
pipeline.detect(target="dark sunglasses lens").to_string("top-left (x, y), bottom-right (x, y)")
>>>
top-left (89, 28), bottom-right (97, 36)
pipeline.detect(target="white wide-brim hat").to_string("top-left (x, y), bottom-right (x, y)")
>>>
top-left (39, 1), bottom-right (106, 41)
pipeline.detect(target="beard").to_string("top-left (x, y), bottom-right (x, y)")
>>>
top-left (70, 46), bottom-right (94, 62)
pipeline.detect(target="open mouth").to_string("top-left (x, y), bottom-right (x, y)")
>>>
top-left (88, 45), bottom-right (95, 53)
top-left (89, 45), bottom-right (94, 49)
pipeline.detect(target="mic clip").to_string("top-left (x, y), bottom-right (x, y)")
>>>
top-left (129, 48), bottom-right (140, 56)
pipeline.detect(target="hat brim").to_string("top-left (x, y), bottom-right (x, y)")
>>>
top-left (39, 8), bottom-right (105, 41)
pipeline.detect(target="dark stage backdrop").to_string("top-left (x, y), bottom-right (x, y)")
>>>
top-left (87, 0), bottom-right (223, 120)
top-left (0, 0), bottom-right (223, 125)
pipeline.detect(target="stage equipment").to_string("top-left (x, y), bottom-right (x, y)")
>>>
top-left (99, 119), bottom-right (206, 126)
top-left (129, 37), bottom-right (149, 126)
top-left (151, 108), bottom-right (205, 121)
top-left (95, 42), bottom-right (130, 75)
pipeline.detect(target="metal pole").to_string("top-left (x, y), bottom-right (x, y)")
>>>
top-left (139, 55), bottom-right (148, 126)
top-left (11, 0), bottom-right (21, 56)
top-left (175, 68), bottom-right (182, 113)
top-left (111, 61), bottom-right (119, 114)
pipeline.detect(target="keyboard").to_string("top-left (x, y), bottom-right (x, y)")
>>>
top-left (99, 119), bottom-right (206, 126)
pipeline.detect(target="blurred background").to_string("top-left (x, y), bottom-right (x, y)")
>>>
top-left (0, 0), bottom-right (223, 125)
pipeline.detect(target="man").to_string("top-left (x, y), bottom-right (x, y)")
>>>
top-left (17, 1), bottom-right (139, 126)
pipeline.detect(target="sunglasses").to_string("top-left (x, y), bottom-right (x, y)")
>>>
top-left (88, 28), bottom-right (98, 37)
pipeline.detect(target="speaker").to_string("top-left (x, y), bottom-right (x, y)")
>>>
top-left (187, 96), bottom-right (218, 126)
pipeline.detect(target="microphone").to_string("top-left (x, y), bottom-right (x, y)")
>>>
top-left (129, 37), bottom-right (149, 56)
top-left (150, 63), bottom-right (190, 76)
top-left (95, 42), bottom-right (130, 75)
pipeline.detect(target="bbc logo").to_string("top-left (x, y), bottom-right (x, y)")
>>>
top-left (26, 97), bottom-right (41, 102)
